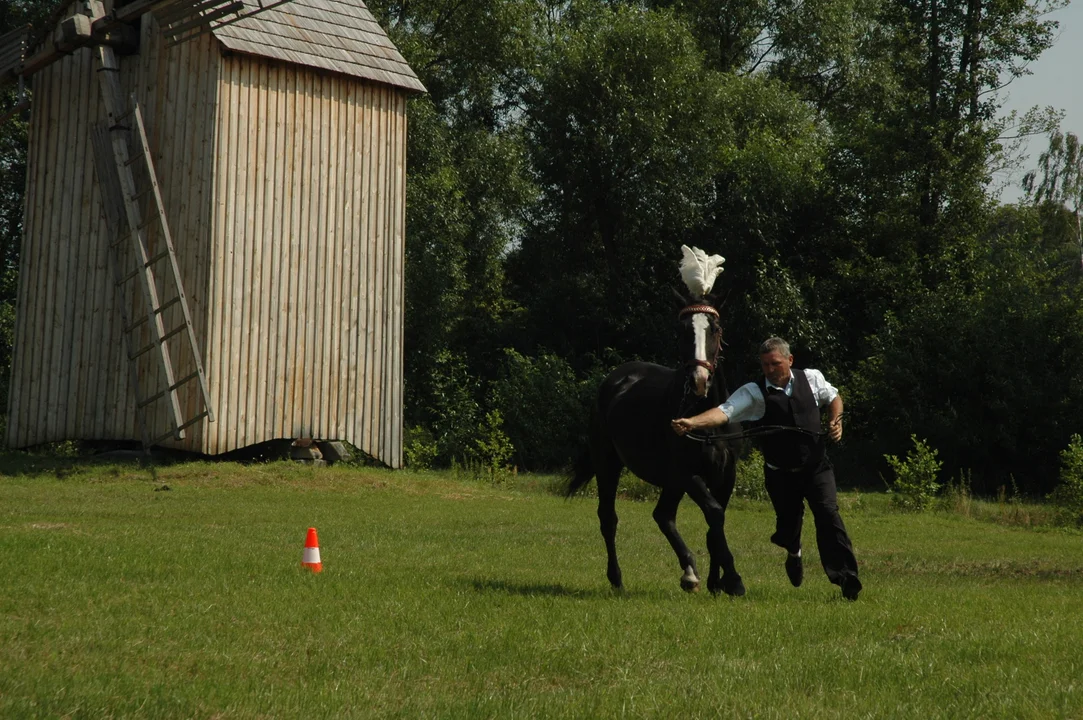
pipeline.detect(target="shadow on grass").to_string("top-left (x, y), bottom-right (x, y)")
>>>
top-left (0, 438), bottom-right (381, 479)
top-left (467, 577), bottom-right (679, 601)
top-left (0, 442), bottom-right (199, 479)
top-left (468, 577), bottom-right (597, 598)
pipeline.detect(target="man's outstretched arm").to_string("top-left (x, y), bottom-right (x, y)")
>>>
top-left (671, 407), bottom-right (730, 436)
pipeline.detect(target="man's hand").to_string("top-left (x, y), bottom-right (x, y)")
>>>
top-left (671, 407), bottom-right (729, 436)
top-left (827, 415), bottom-right (843, 442)
top-left (671, 418), bottom-right (694, 436)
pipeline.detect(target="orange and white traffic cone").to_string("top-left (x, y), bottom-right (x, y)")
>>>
top-left (302, 527), bottom-right (322, 573)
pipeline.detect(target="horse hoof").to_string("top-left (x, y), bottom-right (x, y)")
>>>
top-left (710, 576), bottom-right (746, 597)
top-left (680, 577), bottom-right (700, 593)
top-left (680, 565), bottom-right (700, 593)
top-left (723, 577), bottom-right (746, 597)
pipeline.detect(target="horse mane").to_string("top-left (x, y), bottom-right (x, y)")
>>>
top-left (679, 245), bottom-right (725, 298)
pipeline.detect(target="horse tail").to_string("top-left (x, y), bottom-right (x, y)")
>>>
top-left (565, 447), bottom-right (596, 497)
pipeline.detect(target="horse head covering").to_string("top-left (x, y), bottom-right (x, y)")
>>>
top-left (679, 245), bottom-right (725, 298)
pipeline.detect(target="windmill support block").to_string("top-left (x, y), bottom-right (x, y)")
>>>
top-left (56, 15), bottom-right (92, 53)
top-left (316, 441), bottom-right (352, 465)
top-left (290, 444), bottom-right (323, 461)
top-left (93, 25), bottom-right (140, 55)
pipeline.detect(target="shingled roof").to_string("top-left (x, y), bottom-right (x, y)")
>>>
top-left (211, 0), bottom-right (426, 94)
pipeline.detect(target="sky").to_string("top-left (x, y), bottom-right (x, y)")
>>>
top-left (997, 1), bottom-right (1083, 203)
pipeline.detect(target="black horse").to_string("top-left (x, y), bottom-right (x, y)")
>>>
top-left (567, 293), bottom-right (746, 596)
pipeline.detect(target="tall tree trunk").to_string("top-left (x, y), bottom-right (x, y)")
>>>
top-left (920, 0), bottom-right (942, 229)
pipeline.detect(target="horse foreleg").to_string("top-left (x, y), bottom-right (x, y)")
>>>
top-left (708, 454), bottom-right (742, 596)
top-left (596, 468), bottom-right (623, 590)
top-left (652, 485), bottom-right (699, 592)
top-left (684, 473), bottom-right (745, 597)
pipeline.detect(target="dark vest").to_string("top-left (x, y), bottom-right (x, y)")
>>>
top-left (757, 371), bottom-right (824, 471)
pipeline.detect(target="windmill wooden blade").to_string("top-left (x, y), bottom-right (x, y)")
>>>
top-left (4, 0), bottom-right (298, 84)
top-left (150, 0), bottom-right (297, 47)
top-left (0, 26), bottom-right (31, 123)
top-left (16, 8), bottom-right (135, 82)
top-left (0, 25), bottom-right (29, 89)
top-left (135, 0), bottom-right (241, 45)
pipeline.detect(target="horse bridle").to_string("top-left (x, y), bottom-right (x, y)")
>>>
top-left (675, 304), bottom-right (722, 421)
top-left (678, 304), bottom-right (721, 374)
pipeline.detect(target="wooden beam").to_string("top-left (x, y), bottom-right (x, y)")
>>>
top-left (21, 2), bottom-right (144, 77)
top-left (112, 0), bottom-right (165, 24)
top-left (20, 36), bottom-right (66, 76)
top-left (0, 96), bottom-right (30, 125)
top-left (55, 15), bottom-right (92, 53)
top-left (93, 24), bottom-right (140, 54)
top-left (0, 26), bottom-right (28, 78)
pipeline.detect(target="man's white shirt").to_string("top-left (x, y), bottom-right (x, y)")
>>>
top-left (719, 369), bottom-right (839, 424)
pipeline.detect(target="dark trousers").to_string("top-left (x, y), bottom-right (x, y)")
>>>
top-left (764, 458), bottom-right (860, 587)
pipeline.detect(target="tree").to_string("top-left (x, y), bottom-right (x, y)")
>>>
top-left (849, 208), bottom-right (1083, 494)
top-left (1023, 129), bottom-right (1083, 271)
top-left (775, 0), bottom-right (1065, 378)
top-left (510, 5), bottom-right (828, 372)
top-left (510, 5), bottom-right (729, 363)
top-left (366, 1), bottom-right (540, 430)
top-left (835, 0), bottom-right (1060, 237)
top-left (367, 0), bottom-right (542, 128)
top-left (647, 0), bottom-right (878, 103)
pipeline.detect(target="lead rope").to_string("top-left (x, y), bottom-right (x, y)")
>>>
top-left (682, 424), bottom-right (829, 443)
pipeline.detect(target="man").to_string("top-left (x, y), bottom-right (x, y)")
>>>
top-left (670, 337), bottom-right (862, 600)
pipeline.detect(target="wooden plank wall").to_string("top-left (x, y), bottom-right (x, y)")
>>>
top-left (6, 19), bottom-right (406, 465)
top-left (5, 11), bottom-right (220, 450)
top-left (5, 26), bottom-right (126, 450)
top-left (7, 9), bottom-right (136, 449)
top-left (208, 55), bottom-right (406, 466)
top-left (134, 21), bottom-right (220, 451)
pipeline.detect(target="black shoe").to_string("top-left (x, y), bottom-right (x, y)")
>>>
top-left (841, 575), bottom-right (862, 601)
top-left (785, 553), bottom-right (803, 587)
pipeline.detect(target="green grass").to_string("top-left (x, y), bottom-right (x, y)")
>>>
top-left (1, 457), bottom-right (1081, 718)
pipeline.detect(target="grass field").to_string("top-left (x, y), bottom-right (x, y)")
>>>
top-left (1, 456), bottom-right (1081, 718)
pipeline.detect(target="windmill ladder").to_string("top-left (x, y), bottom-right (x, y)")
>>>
top-left (90, 43), bottom-right (214, 449)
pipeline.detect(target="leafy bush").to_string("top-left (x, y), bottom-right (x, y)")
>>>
top-left (491, 349), bottom-right (599, 472)
top-left (403, 425), bottom-right (439, 470)
top-left (848, 227), bottom-right (1083, 496)
top-left (617, 468), bottom-right (662, 502)
top-left (734, 449), bottom-right (768, 501)
top-left (886, 435), bottom-right (942, 511)
top-left (404, 350), bottom-right (519, 473)
top-left (469, 410), bottom-right (516, 483)
top-left (1049, 434), bottom-right (1083, 525)
top-left (422, 350), bottom-right (482, 465)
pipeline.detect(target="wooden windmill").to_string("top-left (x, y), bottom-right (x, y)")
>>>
top-left (1, 0), bottom-right (424, 465)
